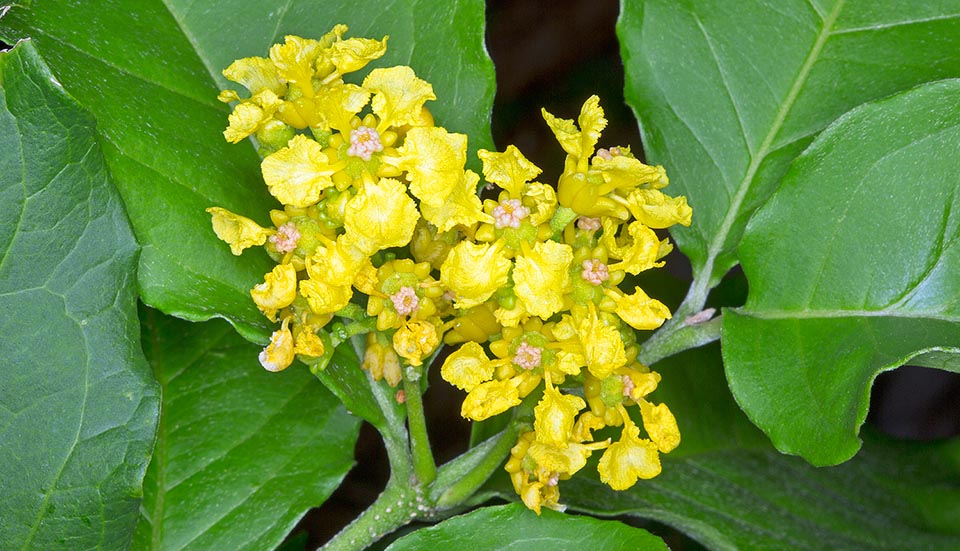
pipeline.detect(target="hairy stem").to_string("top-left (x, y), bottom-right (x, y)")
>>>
top-left (639, 314), bottom-right (721, 366)
top-left (318, 476), bottom-right (421, 551)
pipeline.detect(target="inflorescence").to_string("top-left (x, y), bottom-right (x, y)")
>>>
top-left (208, 25), bottom-right (692, 514)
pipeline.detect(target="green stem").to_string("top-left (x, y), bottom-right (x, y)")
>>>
top-left (433, 424), bottom-right (519, 509)
top-left (403, 376), bottom-right (437, 486)
top-left (318, 475), bottom-right (420, 551)
top-left (638, 315), bottom-right (722, 366)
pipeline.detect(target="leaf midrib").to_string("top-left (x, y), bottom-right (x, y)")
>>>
top-left (698, 0), bottom-right (846, 283)
top-left (737, 307), bottom-right (960, 323)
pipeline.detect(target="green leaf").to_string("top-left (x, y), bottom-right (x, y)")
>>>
top-left (722, 79), bottom-right (960, 465)
top-left (618, 0), bottom-right (960, 287)
top-left (134, 309), bottom-right (360, 551)
top-left (0, 40), bottom-right (159, 550)
top-left (385, 503), bottom-right (668, 551)
top-left (560, 345), bottom-right (960, 551)
top-left (0, 0), bottom-right (495, 342)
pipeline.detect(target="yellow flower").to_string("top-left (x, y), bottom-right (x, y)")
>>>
top-left (305, 235), bottom-right (368, 287)
top-left (608, 286), bottom-right (672, 330)
top-left (269, 35), bottom-right (324, 98)
top-left (542, 95), bottom-right (606, 165)
top-left (299, 278), bottom-right (352, 315)
top-left (527, 441), bottom-right (594, 480)
top-left (440, 341), bottom-right (494, 392)
top-left (392, 320), bottom-right (440, 366)
top-left (294, 329), bottom-right (326, 358)
top-left (603, 220), bottom-right (663, 275)
top-left (513, 241), bottom-right (573, 319)
top-left (261, 135), bottom-right (339, 207)
top-left (343, 177), bottom-right (419, 255)
top-left (259, 318), bottom-right (295, 372)
top-left (440, 240), bottom-right (511, 309)
top-left (418, 169), bottom-right (490, 232)
top-left (533, 379), bottom-right (586, 447)
top-left (250, 263), bottom-right (298, 321)
top-left (523, 182), bottom-right (558, 226)
top-left (206, 207), bottom-right (273, 255)
top-left (363, 66), bottom-right (437, 130)
top-left (222, 89), bottom-right (284, 144)
top-left (478, 145), bottom-right (542, 198)
top-left (597, 409), bottom-right (661, 490)
top-left (461, 378), bottom-right (521, 420)
top-left (392, 126), bottom-right (468, 206)
top-left (362, 333), bottom-right (403, 387)
top-left (591, 155), bottom-right (668, 194)
top-left (312, 83), bottom-right (371, 135)
top-left (639, 400), bottom-right (680, 453)
top-left (221, 56), bottom-right (285, 97)
top-left (329, 35), bottom-right (388, 74)
top-left (626, 188), bottom-right (692, 228)
top-left (575, 305), bottom-right (626, 379)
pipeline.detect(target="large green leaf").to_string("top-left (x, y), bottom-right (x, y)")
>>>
top-left (556, 345), bottom-right (960, 551)
top-left (385, 503), bottom-right (668, 551)
top-left (722, 79), bottom-right (960, 465)
top-left (618, 0), bottom-right (960, 287)
top-left (0, 40), bottom-right (159, 550)
top-left (134, 309), bottom-right (360, 551)
top-left (0, 0), bottom-right (495, 342)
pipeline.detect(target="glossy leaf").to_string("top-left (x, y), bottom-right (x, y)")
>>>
top-left (618, 0), bottom-right (960, 286)
top-left (0, 0), bottom-right (495, 342)
top-left (722, 79), bottom-right (960, 464)
top-left (134, 310), bottom-right (360, 551)
top-left (385, 503), bottom-right (668, 551)
top-left (0, 41), bottom-right (159, 550)
top-left (557, 345), bottom-right (960, 551)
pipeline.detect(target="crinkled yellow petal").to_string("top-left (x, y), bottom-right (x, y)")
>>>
top-left (223, 90), bottom-right (284, 144)
top-left (626, 188), bottom-right (693, 228)
top-left (553, 350), bottom-right (585, 377)
top-left (261, 134), bottom-right (337, 207)
top-left (394, 126), bottom-right (468, 205)
top-left (592, 156), bottom-right (667, 194)
top-left (299, 278), bottom-right (352, 315)
top-left (597, 420), bottom-right (661, 490)
top-left (576, 306), bottom-right (626, 379)
top-left (622, 369), bottom-right (660, 401)
top-left (305, 236), bottom-right (367, 286)
top-left (441, 341), bottom-right (494, 391)
top-left (541, 95), bottom-right (606, 160)
top-left (541, 107), bottom-right (580, 158)
top-left (269, 35), bottom-right (323, 97)
top-left (251, 263), bottom-right (298, 321)
top-left (294, 330), bottom-right (326, 358)
top-left (330, 36), bottom-right (388, 74)
top-left (222, 56), bottom-right (285, 96)
top-left (363, 65), bottom-right (436, 129)
top-left (524, 182), bottom-right (558, 226)
top-left (440, 240), bottom-right (512, 309)
top-left (572, 411), bottom-right (606, 442)
top-left (494, 301), bottom-right (528, 328)
top-left (534, 381), bottom-right (586, 447)
top-left (393, 320), bottom-right (440, 366)
top-left (606, 221), bottom-right (662, 275)
top-left (478, 145), bottom-right (542, 198)
top-left (639, 400), bottom-right (680, 453)
top-left (527, 441), bottom-right (593, 477)
top-left (419, 170), bottom-right (490, 232)
top-left (312, 82), bottom-right (370, 134)
top-left (259, 321), bottom-right (295, 372)
top-left (206, 207), bottom-right (272, 255)
top-left (461, 379), bottom-right (521, 421)
top-left (514, 241), bottom-right (573, 319)
top-left (611, 286), bottom-right (672, 330)
top-left (344, 177), bottom-right (419, 255)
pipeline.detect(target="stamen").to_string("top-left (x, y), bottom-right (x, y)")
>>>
top-left (513, 341), bottom-right (542, 370)
top-left (390, 286), bottom-right (420, 316)
top-left (621, 374), bottom-right (635, 398)
top-left (347, 126), bottom-right (384, 161)
top-left (492, 198), bottom-right (530, 229)
top-left (269, 222), bottom-right (301, 253)
top-left (581, 259), bottom-right (609, 285)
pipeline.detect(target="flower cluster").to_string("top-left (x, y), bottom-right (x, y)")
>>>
top-left (208, 26), bottom-right (691, 514)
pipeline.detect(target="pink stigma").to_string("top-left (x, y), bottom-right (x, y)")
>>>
top-left (269, 222), bottom-right (301, 253)
top-left (576, 217), bottom-right (601, 231)
top-left (492, 198), bottom-right (530, 229)
top-left (347, 126), bottom-right (384, 161)
top-left (513, 341), bottom-right (542, 370)
top-left (390, 286), bottom-right (420, 316)
top-left (581, 259), bottom-right (609, 286)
